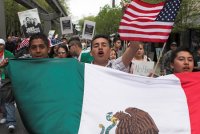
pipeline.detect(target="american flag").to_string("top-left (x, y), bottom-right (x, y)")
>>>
top-left (118, 0), bottom-right (181, 42)
top-left (17, 38), bottom-right (29, 50)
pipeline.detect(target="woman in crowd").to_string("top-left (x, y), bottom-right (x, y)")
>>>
top-left (57, 45), bottom-right (70, 58)
top-left (170, 47), bottom-right (194, 73)
top-left (109, 48), bottom-right (117, 60)
top-left (129, 42), bottom-right (152, 74)
top-left (49, 45), bottom-right (59, 58)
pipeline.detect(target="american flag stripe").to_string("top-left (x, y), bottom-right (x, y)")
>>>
top-left (127, 1), bottom-right (164, 16)
top-left (118, 29), bottom-right (171, 36)
top-left (120, 19), bottom-right (174, 26)
top-left (119, 0), bottom-right (180, 43)
top-left (127, 5), bottom-right (161, 16)
top-left (119, 22), bottom-right (173, 29)
top-left (131, 0), bottom-right (164, 8)
top-left (17, 38), bottom-right (29, 50)
top-left (120, 33), bottom-right (169, 39)
top-left (119, 35), bottom-right (168, 42)
top-left (123, 15), bottom-right (157, 21)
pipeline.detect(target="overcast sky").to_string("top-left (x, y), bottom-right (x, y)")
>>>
top-left (67, 0), bottom-right (121, 22)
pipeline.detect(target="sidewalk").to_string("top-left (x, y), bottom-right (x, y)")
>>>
top-left (0, 107), bottom-right (29, 134)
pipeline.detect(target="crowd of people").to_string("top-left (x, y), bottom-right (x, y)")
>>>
top-left (0, 32), bottom-right (199, 133)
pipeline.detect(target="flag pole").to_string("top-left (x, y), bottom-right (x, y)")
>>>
top-left (151, 42), bottom-right (166, 77)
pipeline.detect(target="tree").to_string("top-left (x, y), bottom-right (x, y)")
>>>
top-left (59, 0), bottom-right (70, 15)
top-left (5, 0), bottom-right (26, 36)
top-left (173, 0), bottom-right (200, 32)
top-left (95, 5), bottom-right (123, 35)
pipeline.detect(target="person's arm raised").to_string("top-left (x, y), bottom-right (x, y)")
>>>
top-left (122, 41), bottom-right (140, 67)
top-left (0, 58), bottom-right (9, 67)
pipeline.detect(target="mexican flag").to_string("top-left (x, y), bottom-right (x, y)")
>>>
top-left (7, 59), bottom-right (200, 134)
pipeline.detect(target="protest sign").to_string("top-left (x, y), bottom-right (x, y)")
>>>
top-left (18, 8), bottom-right (42, 37)
top-left (48, 30), bottom-right (55, 39)
top-left (60, 16), bottom-right (73, 35)
top-left (131, 61), bottom-right (154, 76)
top-left (82, 20), bottom-right (95, 40)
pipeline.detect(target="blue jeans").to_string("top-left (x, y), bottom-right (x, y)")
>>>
top-left (3, 102), bottom-right (16, 127)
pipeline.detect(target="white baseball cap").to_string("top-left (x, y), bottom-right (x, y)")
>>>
top-left (0, 39), bottom-right (5, 45)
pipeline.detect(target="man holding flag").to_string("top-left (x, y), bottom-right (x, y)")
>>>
top-left (3, 0), bottom-right (190, 133)
top-left (90, 34), bottom-right (140, 72)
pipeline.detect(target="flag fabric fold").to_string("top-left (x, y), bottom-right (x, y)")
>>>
top-left (7, 59), bottom-right (200, 134)
top-left (118, 0), bottom-right (181, 42)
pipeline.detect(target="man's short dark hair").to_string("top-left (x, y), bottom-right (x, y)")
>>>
top-left (68, 37), bottom-right (82, 48)
top-left (113, 36), bottom-right (121, 43)
top-left (91, 34), bottom-right (111, 49)
top-left (170, 47), bottom-right (193, 63)
top-left (29, 33), bottom-right (49, 47)
top-left (61, 37), bottom-right (68, 41)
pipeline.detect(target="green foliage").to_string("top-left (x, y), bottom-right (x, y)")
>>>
top-left (95, 5), bottom-right (123, 35)
top-left (34, 0), bottom-right (69, 14)
top-left (5, 0), bottom-right (27, 36)
top-left (34, 0), bottom-right (54, 12)
top-left (59, 0), bottom-right (70, 14)
top-left (173, 0), bottom-right (200, 32)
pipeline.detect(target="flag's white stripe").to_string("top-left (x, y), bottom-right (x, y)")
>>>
top-left (127, 8), bottom-right (160, 17)
top-left (119, 33), bottom-right (169, 39)
top-left (121, 19), bottom-right (174, 26)
top-left (78, 64), bottom-right (190, 134)
top-left (119, 26), bottom-right (172, 33)
top-left (123, 14), bottom-right (156, 20)
top-left (131, 1), bottom-right (164, 11)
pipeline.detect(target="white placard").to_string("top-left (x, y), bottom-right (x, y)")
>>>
top-left (82, 20), bottom-right (95, 40)
top-left (48, 30), bottom-right (55, 39)
top-left (18, 8), bottom-right (42, 37)
top-left (131, 61), bottom-right (155, 76)
top-left (60, 16), bottom-right (73, 35)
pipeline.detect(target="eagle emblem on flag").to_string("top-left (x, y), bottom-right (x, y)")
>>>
top-left (99, 107), bottom-right (159, 134)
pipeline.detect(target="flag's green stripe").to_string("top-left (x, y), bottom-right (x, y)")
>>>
top-left (8, 58), bottom-right (84, 134)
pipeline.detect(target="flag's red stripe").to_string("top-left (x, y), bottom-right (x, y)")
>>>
top-left (118, 29), bottom-right (170, 36)
top-left (124, 11), bottom-right (158, 19)
top-left (122, 17), bottom-right (155, 22)
top-left (128, 4), bottom-right (162, 15)
top-left (120, 22), bottom-right (173, 29)
top-left (133, 0), bottom-right (165, 8)
top-left (120, 36), bottom-right (167, 42)
top-left (175, 72), bottom-right (200, 134)
top-left (17, 38), bottom-right (29, 50)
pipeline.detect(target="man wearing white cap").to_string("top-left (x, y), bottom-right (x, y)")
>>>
top-left (0, 39), bottom-right (14, 61)
top-left (0, 38), bottom-right (16, 132)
